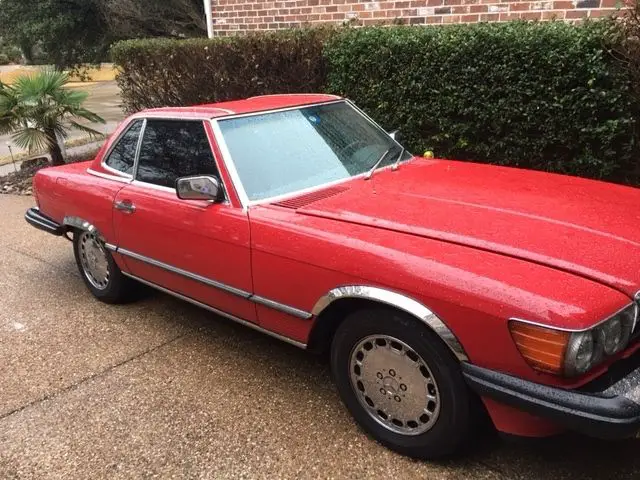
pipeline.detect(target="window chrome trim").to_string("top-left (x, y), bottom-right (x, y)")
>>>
top-left (213, 99), bottom-right (343, 121)
top-left (121, 272), bottom-right (307, 349)
top-left (311, 285), bottom-right (468, 361)
top-left (130, 119), bottom-right (148, 179)
top-left (209, 99), bottom-right (405, 209)
top-left (114, 246), bottom-right (312, 319)
top-left (129, 118), bottom-right (230, 204)
top-left (101, 118), bottom-right (146, 178)
top-left (131, 179), bottom-right (176, 194)
top-left (87, 168), bottom-right (132, 184)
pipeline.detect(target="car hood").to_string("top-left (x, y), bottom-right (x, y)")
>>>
top-left (289, 158), bottom-right (640, 297)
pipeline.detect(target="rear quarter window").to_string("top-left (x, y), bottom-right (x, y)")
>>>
top-left (104, 120), bottom-right (143, 175)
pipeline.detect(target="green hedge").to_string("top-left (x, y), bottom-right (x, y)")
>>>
top-left (111, 22), bottom-right (639, 185)
top-left (111, 28), bottom-right (331, 114)
top-left (326, 22), bottom-right (638, 184)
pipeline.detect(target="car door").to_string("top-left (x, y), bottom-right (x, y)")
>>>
top-left (113, 118), bottom-right (256, 322)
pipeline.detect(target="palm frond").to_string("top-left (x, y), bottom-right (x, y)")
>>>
top-left (11, 127), bottom-right (52, 153)
top-left (0, 69), bottom-right (104, 153)
top-left (73, 108), bottom-right (105, 124)
top-left (68, 121), bottom-right (105, 138)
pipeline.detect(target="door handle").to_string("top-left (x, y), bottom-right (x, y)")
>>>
top-left (114, 200), bottom-right (136, 214)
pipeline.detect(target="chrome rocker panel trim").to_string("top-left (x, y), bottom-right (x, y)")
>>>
top-left (312, 285), bottom-right (468, 361)
top-left (122, 272), bottom-right (307, 349)
top-left (252, 295), bottom-right (313, 320)
top-left (115, 247), bottom-right (312, 320)
top-left (117, 247), bottom-right (252, 299)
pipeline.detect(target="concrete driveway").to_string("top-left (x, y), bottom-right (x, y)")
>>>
top-left (1, 194), bottom-right (639, 479)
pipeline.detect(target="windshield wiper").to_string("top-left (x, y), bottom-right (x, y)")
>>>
top-left (364, 148), bottom-right (392, 180)
top-left (391, 145), bottom-right (406, 171)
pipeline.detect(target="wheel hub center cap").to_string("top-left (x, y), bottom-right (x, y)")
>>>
top-left (349, 334), bottom-right (441, 436)
top-left (383, 376), bottom-right (399, 394)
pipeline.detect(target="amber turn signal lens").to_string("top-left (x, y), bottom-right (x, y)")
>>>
top-left (509, 322), bottom-right (570, 374)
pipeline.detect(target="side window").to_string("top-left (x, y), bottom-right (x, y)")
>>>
top-left (104, 120), bottom-right (143, 175)
top-left (135, 120), bottom-right (219, 189)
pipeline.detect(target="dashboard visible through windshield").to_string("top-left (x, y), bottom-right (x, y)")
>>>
top-left (217, 101), bottom-right (409, 202)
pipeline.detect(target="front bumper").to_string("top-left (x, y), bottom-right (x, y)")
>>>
top-left (462, 357), bottom-right (640, 440)
top-left (24, 208), bottom-right (65, 236)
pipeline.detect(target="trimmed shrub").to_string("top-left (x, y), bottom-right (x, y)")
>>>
top-left (111, 28), bottom-right (332, 114)
top-left (325, 21), bottom-right (639, 183)
top-left (112, 21), bottom-right (639, 185)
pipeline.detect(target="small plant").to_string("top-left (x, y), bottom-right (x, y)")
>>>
top-left (0, 69), bottom-right (104, 166)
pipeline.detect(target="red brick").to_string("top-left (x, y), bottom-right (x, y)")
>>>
top-left (566, 8), bottom-right (589, 17)
top-left (212, 0), bottom-right (627, 34)
top-left (499, 12), bottom-right (521, 20)
top-left (520, 10), bottom-right (542, 18)
top-left (542, 9), bottom-right (564, 18)
top-left (590, 7), bottom-right (618, 15)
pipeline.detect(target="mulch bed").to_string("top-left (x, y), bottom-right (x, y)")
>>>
top-left (0, 147), bottom-right (102, 196)
top-left (0, 158), bottom-right (50, 196)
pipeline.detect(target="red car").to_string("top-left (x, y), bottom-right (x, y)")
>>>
top-left (25, 94), bottom-right (640, 459)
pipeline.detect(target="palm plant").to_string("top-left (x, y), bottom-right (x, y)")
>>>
top-left (0, 70), bottom-right (105, 166)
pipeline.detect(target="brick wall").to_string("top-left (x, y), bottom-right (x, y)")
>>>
top-left (212, 0), bottom-right (621, 34)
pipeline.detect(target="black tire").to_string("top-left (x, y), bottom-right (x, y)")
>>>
top-left (330, 307), bottom-right (473, 459)
top-left (73, 230), bottom-right (137, 304)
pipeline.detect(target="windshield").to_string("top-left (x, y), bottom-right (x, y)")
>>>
top-left (217, 101), bottom-right (409, 202)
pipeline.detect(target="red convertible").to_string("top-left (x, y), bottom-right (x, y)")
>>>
top-left (25, 94), bottom-right (640, 458)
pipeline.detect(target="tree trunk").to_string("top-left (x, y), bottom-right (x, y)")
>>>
top-left (18, 38), bottom-right (34, 65)
top-left (49, 141), bottom-right (65, 166)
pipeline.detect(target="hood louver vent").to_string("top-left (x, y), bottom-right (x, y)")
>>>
top-left (273, 185), bottom-right (349, 209)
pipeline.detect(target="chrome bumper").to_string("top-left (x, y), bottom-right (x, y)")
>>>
top-left (24, 208), bottom-right (65, 236)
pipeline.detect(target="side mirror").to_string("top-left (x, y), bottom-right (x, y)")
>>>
top-left (389, 130), bottom-right (402, 143)
top-left (176, 175), bottom-right (223, 202)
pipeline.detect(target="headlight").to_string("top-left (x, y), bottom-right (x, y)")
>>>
top-left (565, 331), bottom-right (598, 376)
top-left (509, 303), bottom-right (638, 377)
top-left (596, 304), bottom-right (635, 356)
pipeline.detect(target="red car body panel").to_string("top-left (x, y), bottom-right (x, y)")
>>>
top-left (30, 94), bottom-right (640, 440)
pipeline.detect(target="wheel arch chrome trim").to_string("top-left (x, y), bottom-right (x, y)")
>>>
top-left (311, 285), bottom-right (468, 361)
top-left (62, 216), bottom-right (116, 251)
